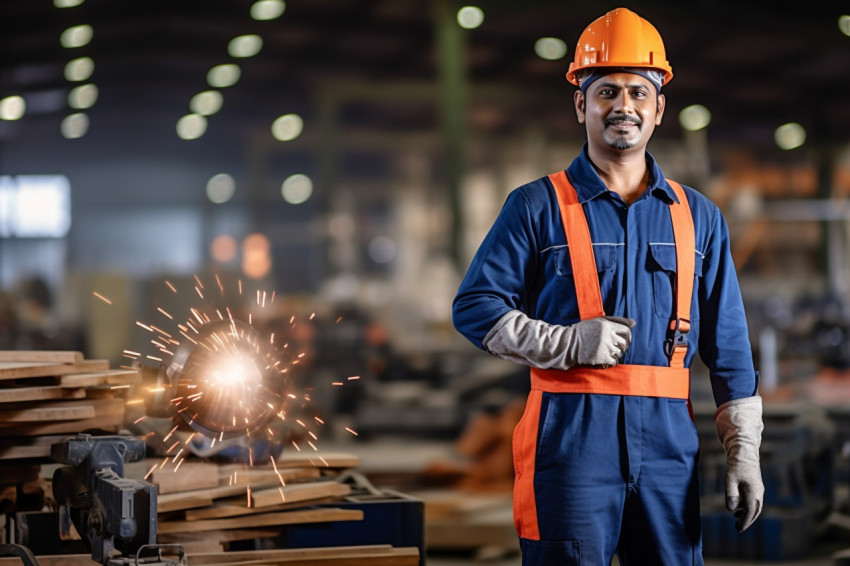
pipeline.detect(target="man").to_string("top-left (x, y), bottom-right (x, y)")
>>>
top-left (452, 7), bottom-right (763, 565)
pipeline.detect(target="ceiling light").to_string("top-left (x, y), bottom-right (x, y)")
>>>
top-left (54, 0), bottom-right (85, 7)
top-left (64, 57), bottom-right (94, 81)
top-left (206, 173), bottom-right (236, 204)
top-left (457, 6), bottom-right (484, 29)
top-left (60, 24), bottom-right (93, 48)
top-left (207, 64), bottom-right (241, 88)
top-left (678, 104), bottom-right (711, 131)
top-left (61, 113), bottom-right (89, 139)
top-left (68, 83), bottom-right (98, 109)
top-left (176, 114), bottom-right (207, 140)
top-left (228, 35), bottom-right (263, 58)
top-left (190, 90), bottom-right (223, 116)
top-left (271, 114), bottom-right (303, 141)
top-left (774, 122), bottom-right (806, 150)
top-left (534, 37), bottom-right (567, 60)
top-left (281, 174), bottom-right (312, 204)
top-left (0, 96), bottom-right (26, 120)
top-left (840, 15), bottom-right (850, 36)
top-left (251, 0), bottom-right (285, 21)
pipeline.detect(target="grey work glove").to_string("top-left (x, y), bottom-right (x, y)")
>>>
top-left (715, 396), bottom-right (765, 532)
top-left (482, 309), bottom-right (635, 370)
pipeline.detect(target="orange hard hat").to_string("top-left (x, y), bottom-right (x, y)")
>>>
top-left (566, 7), bottom-right (673, 86)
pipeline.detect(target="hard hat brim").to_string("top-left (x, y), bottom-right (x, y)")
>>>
top-left (566, 62), bottom-right (673, 87)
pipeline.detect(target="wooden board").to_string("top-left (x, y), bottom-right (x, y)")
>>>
top-left (189, 544), bottom-right (419, 566)
top-left (0, 351), bottom-right (84, 363)
top-left (157, 507), bottom-right (363, 534)
top-left (0, 397), bottom-right (125, 437)
top-left (219, 466), bottom-right (321, 486)
top-left (0, 547), bottom-right (419, 566)
top-left (0, 360), bottom-right (110, 381)
top-left (59, 369), bottom-right (142, 388)
top-left (157, 484), bottom-right (248, 513)
top-left (0, 385), bottom-right (85, 403)
top-left (158, 493), bottom-right (214, 514)
top-left (0, 435), bottom-right (70, 460)
top-left (258, 452), bottom-right (360, 470)
top-left (0, 443), bottom-right (51, 459)
top-left (151, 462), bottom-right (219, 494)
top-left (250, 480), bottom-right (351, 508)
top-left (157, 482), bottom-right (351, 516)
top-left (157, 528), bottom-right (282, 544)
top-left (211, 550), bottom-right (419, 566)
top-left (0, 402), bottom-right (96, 423)
top-left (426, 520), bottom-right (519, 551)
top-left (184, 496), bottom-right (339, 521)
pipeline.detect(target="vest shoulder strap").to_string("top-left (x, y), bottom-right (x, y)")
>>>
top-left (547, 170), bottom-right (604, 319)
top-left (664, 179), bottom-right (695, 368)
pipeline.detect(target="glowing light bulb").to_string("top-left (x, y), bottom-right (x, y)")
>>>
top-left (679, 104), bottom-right (711, 131)
top-left (0, 96), bottom-right (26, 120)
top-left (457, 6), bottom-right (484, 29)
top-left (534, 37), bottom-right (567, 60)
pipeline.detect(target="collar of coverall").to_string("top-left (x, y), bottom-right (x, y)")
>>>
top-left (579, 67), bottom-right (664, 95)
top-left (568, 143), bottom-right (682, 205)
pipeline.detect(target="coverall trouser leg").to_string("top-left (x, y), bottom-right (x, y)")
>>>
top-left (513, 392), bottom-right (703, 565)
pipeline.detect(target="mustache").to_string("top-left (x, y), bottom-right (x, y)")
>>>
top-left (606, 116), bottom-right (641, 127)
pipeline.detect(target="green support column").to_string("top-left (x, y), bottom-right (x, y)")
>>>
top-left (433, 0), bottom-right (468, 268)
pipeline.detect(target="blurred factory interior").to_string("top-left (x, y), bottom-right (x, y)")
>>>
top-left (2, 0), bottom-right (850, 564)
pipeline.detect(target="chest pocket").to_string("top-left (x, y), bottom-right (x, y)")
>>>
top-left (648, 243), bottom-right (704, 321)
top-left (554, 244), bottom-right (618, 322)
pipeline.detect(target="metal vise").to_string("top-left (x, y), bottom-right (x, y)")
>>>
top-left (51, 434), bottom-right (183, 566)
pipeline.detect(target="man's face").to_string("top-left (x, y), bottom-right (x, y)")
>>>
top-left (574, 72), bottom-right (665, 154)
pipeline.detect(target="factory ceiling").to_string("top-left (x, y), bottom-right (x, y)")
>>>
top-left (1, 0), bottom-right (850, 181)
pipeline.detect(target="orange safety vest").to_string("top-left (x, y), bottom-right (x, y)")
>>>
top-left (531, 171), bottom-right (695, 399)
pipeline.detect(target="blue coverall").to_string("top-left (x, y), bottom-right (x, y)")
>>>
top-left (453, 145), bottom-right (759, 564)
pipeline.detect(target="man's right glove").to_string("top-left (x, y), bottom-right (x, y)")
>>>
top-left (715, 396), bottom-right (765, 532)
top-left (481, 309), bottom-right (635, 369)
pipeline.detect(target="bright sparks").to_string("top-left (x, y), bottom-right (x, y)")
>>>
top-left (126, 272), bottom-right (359, 496)
top-left (93, 291), bottom-right (112, 304)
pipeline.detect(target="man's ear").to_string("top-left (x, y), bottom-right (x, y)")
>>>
top-left (574, 90), bottom-right (586, 124)
top-left (655, 93), bottom-right (666, 125)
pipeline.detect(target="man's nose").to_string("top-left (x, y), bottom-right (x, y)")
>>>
top-left (613, 91), bottom-right (634, 114)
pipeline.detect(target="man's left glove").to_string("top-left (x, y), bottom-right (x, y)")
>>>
top-left (715, 396), bottom-right (764, 532)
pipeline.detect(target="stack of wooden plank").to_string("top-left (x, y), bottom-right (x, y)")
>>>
top-left (138, 452), bottom-right (419, 564)
top-left (0, 350), bottom-right (138, 514)
top-left (146, 453), bottom-right (364, 552)
top-left (0, 350), bottom-right (138, 460)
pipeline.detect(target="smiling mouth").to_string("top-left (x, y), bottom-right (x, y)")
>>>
top-left (607, 120), bottom-right (639, 130)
